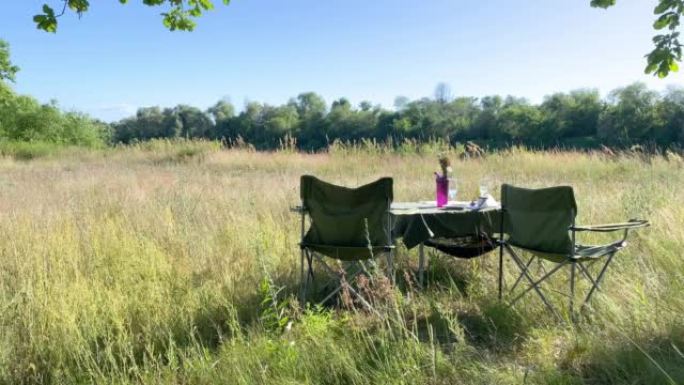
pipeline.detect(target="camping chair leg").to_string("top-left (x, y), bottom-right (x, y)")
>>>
top-left (581, 251), bottom-right (617, 311)
top-left (299, 210), bottom-right (307, 305)
top-left (570, 261), bottom-right (576, 322)
top-left (510, 255), bottom-right (535, 294)
top-left (498, 241), bottom-right (504, 300)
top-left (357, 260), bottom-right (371, 278)
top-left (418, 243), bottom-right (425, 288)
top-left (317, 258), bottom-right (363, 282)
top-left (315, 259), bottom-right (367, 306)
top-left (318, 266), bottom-right (378, 315)
top-left (507, 245), bottom-right (564, 319)
top-left (344, 283), bottom-right (381, 316)
top-left (385, 251), bottom-right (394, 285)
top-left (318, 280), bottom-right (345, 305)
top-left (301, 250), bottom-right (314, 304)
top-left (577, 263), bottom-right (599, 288)
top-left (299, 249), bottom-right (308, 305)
top-left (386, 208), bottom-right (395, 285)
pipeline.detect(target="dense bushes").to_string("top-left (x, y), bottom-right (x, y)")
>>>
top-left (0, 84), bottom-right (109, 148)
top-left (111, 83), bottom-right (684, 151)
top-left (1, 38), bottom-right (682, 153)
top-left (0, 40), bottom-right (109, 150)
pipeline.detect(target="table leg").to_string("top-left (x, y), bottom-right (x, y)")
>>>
top-left (299, 211), bottom-right (305, 304)
top-left (418, 243), bottom-right (425, 288)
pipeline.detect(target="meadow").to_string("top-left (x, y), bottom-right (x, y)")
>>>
top-left (0, 140), bottom-right (682, 385)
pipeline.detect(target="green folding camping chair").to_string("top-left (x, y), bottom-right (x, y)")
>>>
top-left (497, 184), bottom-right (648, 320)
top-left (298, 175), bottom-right (394, 309)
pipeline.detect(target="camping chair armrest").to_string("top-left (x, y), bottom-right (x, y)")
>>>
top-left (571, 219), bottom-right (649, 233)
top-left (572, 219), bottom-right (649, 245)
top-left (301, 243), bottom-right (395, 249)
top-left (290, 205), bottom-right (307, 214)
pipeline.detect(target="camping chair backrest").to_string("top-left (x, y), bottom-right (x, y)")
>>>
top-left (501, 184), bottom-right (577, 256)
top-left (300, 175), bottom-right (393, 260)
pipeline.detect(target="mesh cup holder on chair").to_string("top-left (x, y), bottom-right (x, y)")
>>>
top-left (423, 234), bottom-right (496, 259)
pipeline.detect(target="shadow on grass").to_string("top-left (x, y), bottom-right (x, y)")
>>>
top-left (290, 252), bottom-right (531, 350)
top-left (420, 251), bottom-right (473, 296)
top-left (574, 323), bottom-right (684, 385)
top-left (458, 300), bottom-right (529, 350)
top-left (214, 262), bottom-right (684, 385)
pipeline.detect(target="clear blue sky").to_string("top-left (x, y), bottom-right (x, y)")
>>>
top-left (1, 0), bottom-right (682, 121)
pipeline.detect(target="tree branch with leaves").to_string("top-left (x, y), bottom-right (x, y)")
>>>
top-left (27, 1), bottom-right (684, 78)
top-left (591, 0), bottom-right (682, 77)
top-left (34, 0), bottom-right (230, 32)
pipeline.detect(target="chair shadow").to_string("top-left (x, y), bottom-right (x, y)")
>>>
top-left (312, 250), bottom-right (532, 351)
top-left (396, 248), bottom-right (532, 352)
top-left (179, 254), bottom-right (683, 385)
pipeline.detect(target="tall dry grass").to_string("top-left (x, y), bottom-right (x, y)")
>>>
top-left (0, 140), bottom-right (682, 384)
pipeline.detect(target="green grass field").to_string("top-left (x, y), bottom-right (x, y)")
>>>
top-left (0, 140), bottom-right (682, 384)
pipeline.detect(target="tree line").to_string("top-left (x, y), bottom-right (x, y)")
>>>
top-left (112, 83), bottom-right (684, 150)
top-left (2, 39), bottom-right (682, 152)
top-left (1, 78), bottom-right (683, 151)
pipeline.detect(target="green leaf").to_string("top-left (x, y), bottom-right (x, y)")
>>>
top-left (654, 0), bottom-right (675, 14)
top-left (670, 60), bottom-right (680, 72)
top-left (654, 14), bottom-right (672, 30)
top-left (68, 0), bottom-right (90, 13)
top-left (198, 0), bottom-right (214, 10)
top-left (161, 13), bottom-right (172, 28)
top-left (590, 0), bottom-right (616, 9)
top-left (42, 4), bottom-right (54, 16)
top-left (645, 62), bottom-right (658, 74)
top-left (33, 13), bottom-right (57, 33)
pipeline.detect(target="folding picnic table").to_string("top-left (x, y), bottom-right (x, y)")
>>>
top-left (390, 201), bottom-right (502, 285)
